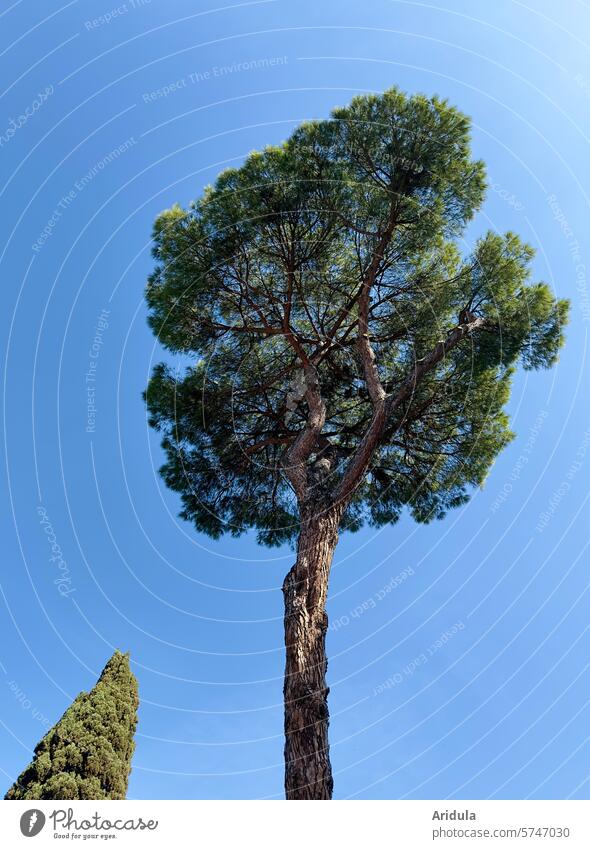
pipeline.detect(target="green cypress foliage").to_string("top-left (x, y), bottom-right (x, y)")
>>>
top-left (5, 650), bottom-right (138, 800)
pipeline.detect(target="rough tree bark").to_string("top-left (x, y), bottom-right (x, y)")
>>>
top-left (282, 503), bottom-right (342, 799)
top-left (280, 315), bottom-right (487, 799)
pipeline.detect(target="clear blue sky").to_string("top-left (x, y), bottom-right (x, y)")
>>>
top-left (1, 0), bottom-right (589, 800)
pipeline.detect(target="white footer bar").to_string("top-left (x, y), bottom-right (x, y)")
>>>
top-left (1, 800), bottom-right (587, 847)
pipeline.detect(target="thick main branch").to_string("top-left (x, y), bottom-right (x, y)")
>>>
top-left (282, 363), bottom-right (326, 501)
top-left (333, 316), bottom-right (486, 505)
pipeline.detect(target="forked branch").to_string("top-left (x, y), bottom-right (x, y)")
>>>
top-left (333, 315), bottom-right (487, 504)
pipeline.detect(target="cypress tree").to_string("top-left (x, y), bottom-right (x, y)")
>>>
top-left (5, 650), bottom-right (138, 800)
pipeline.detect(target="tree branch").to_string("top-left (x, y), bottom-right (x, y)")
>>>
top-left (282, 363), bottom-right (326, 501)
top-left (356, 206), bottom-right (398, 406)
top-left (332, 315), bottom-right (486, 505)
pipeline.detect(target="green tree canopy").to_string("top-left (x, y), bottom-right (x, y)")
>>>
top-left (145, 87), bottom-right (567, 547)
top-left (5, 650), bottom-right (139, 800)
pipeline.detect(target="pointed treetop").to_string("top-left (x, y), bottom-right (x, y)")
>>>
top-left (5, 650), bottom-right (139, 801)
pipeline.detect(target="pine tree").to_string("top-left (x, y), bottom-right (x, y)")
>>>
top-left (145, 87), bottom-right (568, 797)
top-left (5, 650), bottom-right (138, 800)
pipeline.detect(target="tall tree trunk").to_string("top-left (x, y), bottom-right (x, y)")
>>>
top-left (282, 503), bottom-right (341, 799)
